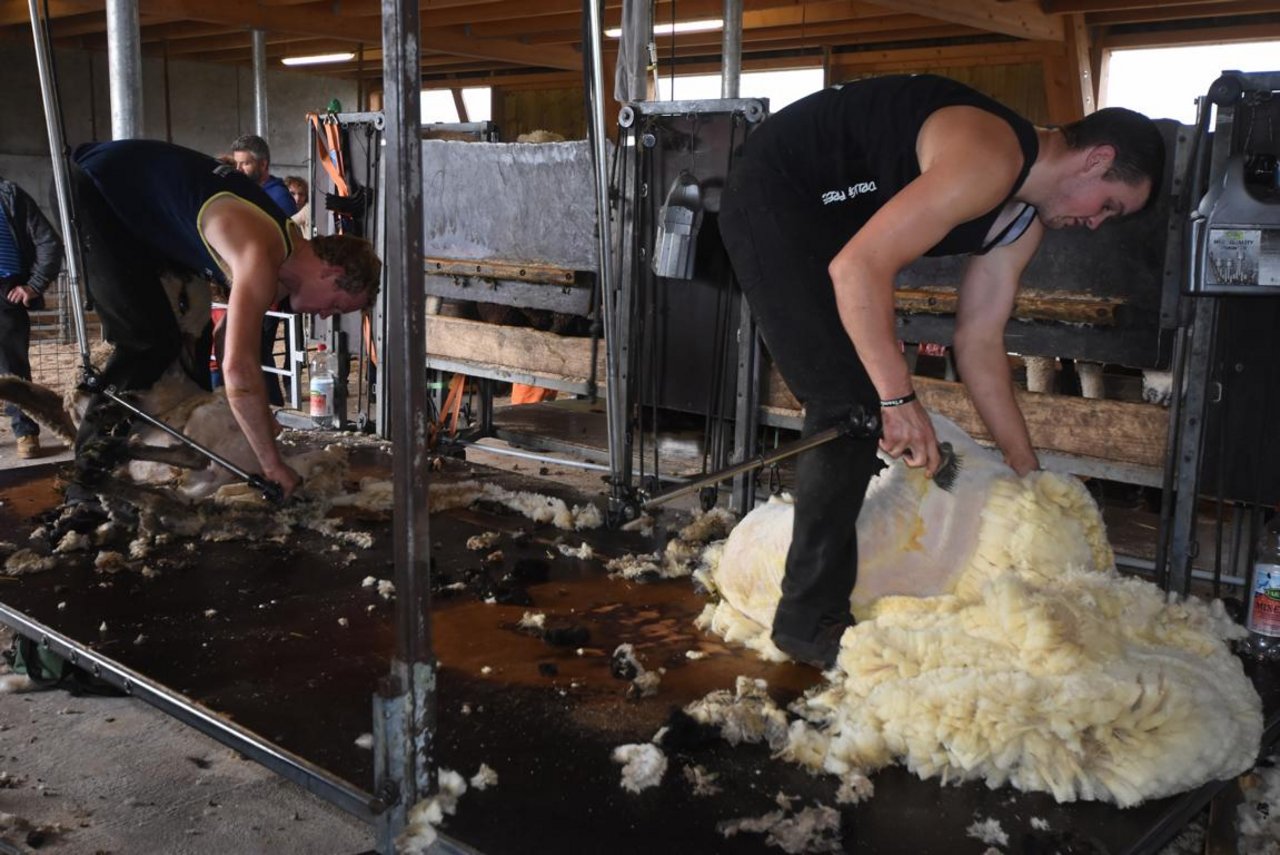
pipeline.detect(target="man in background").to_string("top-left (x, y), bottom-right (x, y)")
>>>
top-left (231, 134), bottom-right (296, 218)
top-left (0, 176), bottom-right (63, 459)
top-left (231, 134), bottom-right (296, 404)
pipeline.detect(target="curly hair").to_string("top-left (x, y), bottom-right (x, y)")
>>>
top-left (311, 234), bottom-right (381, 303)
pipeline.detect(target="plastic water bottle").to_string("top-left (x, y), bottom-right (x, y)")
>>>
top-left (1243, 513), bottom-right (1280, 660)
top-left (309, 343), bottom-right (338, 429)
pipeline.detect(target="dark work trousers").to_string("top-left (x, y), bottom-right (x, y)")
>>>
top-left (719, 161), bottom-right (883, 641)
top-left (0, 280), bottom-right (40, 438)
top-left (260, 314), bottom-right (284, 406)
top-left (70, 163), bottom-right (184, 393)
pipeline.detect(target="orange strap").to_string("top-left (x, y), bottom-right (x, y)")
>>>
top-left (441, 374), bottom-right (466, 438)
top-left (362, 313), bottom-right (378, 367)
top-left (427, 374), bottom-right (467, 450)
top-left (308, 112), bottom-right (350, 197)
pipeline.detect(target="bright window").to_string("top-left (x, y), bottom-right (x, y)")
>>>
top-left (1103, 42), bottom-right (1280, 123)
top-left (655, 68), bottom-right (823, 112)
top-left (420, 87), bottom-right (493, 124)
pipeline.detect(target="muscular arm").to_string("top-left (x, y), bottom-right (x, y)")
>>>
top-left (954, 219), bottom-right (1043, 475)
top-left (827, 106), bottom-right (1024, 475)
top-left (199, 198), bottom-right (299, 496)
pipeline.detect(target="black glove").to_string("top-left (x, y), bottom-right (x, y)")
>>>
top-left (325, 185), bottom-right (368, 217)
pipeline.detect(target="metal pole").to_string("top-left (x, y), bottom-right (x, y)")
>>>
top-left (105, 0), bottom-right (143, 139)
top-left (585, 0), bottom-right (626, 515)
top-left (27, 0), bottom-right (92, 375)
top-left (376, 0), bottom-right (432, 847)
top-left (721, 0), bottom-right (742, 99)
top-left (251, 29), bottom-right (269, 139)
top-left (1166, 297), bottom-right (1219, 596)
top-left (730, 298), bottom-right (759, 513)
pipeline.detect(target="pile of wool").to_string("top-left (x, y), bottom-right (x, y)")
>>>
top-left (1237, 753), bottom-right (1280, 853)
top-left (605, 507), bottom-right (737, 582)
top-left (699, 415), bottom-right (1262, 807)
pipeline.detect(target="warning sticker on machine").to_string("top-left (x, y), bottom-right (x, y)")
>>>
top-left (1207, 228), bottom-right (1280, 287)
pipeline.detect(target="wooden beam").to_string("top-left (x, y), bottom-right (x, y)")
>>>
top-left (833, 38), bottom-right (1054, 68)
top-left (917, 378), bottom-right (1168, 469)
top-left (763, 371), bottom-right (1168, 468)
top-left (857, 0), bottom-right (1063, 40)
top-left (0, 0), bottom-right (100, 27)
top-left (894, 286), bottom-right (1121, 325)
top-left (125, 0), bottom-right (581, 70)
top-left (470, 4), bottom-right (911, 39)
top-left (1067, 13), bottom-right (1095, 116)
top-left (424, 316), bottom-right (605, 384)
top-left (451, 87), bottom-right (468, 122)
top-left (1100, 18), bottom-right (1280, 47)
top-left (1087, 0), bottom-right (1280, 26)
top-left (1046, 0), bottom-right (1239, 13)
top-left (1041, 43), bottom-right (1080, 123)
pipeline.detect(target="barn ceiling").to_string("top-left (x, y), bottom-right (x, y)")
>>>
top-left (1, 0), bottom-right (1277, 89)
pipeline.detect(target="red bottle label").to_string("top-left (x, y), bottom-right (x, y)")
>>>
top-left (1248, 562), bottom-right (1280, 637)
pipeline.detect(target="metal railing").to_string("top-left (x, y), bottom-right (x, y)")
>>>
top-left (211, 302), bottom-right (305, 410)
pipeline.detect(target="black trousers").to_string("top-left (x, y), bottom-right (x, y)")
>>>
top-left (71, 163), bottom-right (186, 393)
top-left (719, 161), bottom-right (882, 641)
top-left (0, 282), bottom-right (39, 437)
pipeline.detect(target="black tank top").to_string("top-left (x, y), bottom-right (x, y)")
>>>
top-left (738, 74), bottom-right (1039, 257)
top-left (73, 139), bottom-right (293, 287)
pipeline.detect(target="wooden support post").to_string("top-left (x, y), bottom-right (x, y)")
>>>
top-left (1042, 13), bottom-right (1095, 123)
top-left (1067, 13), bottom-right (1097, 115)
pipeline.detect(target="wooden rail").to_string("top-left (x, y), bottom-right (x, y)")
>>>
top-left (895, 285), bottom-right (1122, 326)
top-left (424, 314), bottom-right (1169, 471)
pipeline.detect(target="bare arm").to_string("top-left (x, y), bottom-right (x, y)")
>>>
top-left (200, 199), bottom-right (299, 496)
top-left (828, 106), bottom-right (1023, 475)
top-left (953, 219), bottom-right (1043, 476)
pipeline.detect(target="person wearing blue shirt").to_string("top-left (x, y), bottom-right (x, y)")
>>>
top-left (230, 134), bottom-right (297, 217)
top-left (0, 177), bottom-right (63, 459)
top-left (230, 134), bottom-right (297, 405)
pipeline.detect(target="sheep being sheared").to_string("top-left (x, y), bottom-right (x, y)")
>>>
top-left (0, 270), bottom-right (267, 499)
top-left (697, 414), bottom-right (1262, 808)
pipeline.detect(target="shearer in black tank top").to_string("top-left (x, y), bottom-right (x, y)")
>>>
top-left (69, 139), bottom-right (382, 500)
top-left (718, 74), bottom-right (1165, 670)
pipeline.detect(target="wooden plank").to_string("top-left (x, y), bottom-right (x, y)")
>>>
top-left (1046, 0), bottom-right (1240, 13)
top-left (1100, 19), bottom-right (1280, 48)
top-left (425, 315), bottom-right (604, 382)
top-left (894, 286), bottom-right (1121, 325)
top-left (1087, 0), bottom-right (1279, 26)
top-left (1066, 13), bottom-right (1096, 116)
top-left (858, 0), bottom-right (1064, 40)
top-left (762, 370), bottom-right (1168, 468)
top-left (1041, 47), bottom-right (1082, 124)
top-left (425, 257), bottom-right (579, 285)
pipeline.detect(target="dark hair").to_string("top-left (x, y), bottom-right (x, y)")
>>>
top-left (230, 134), bottom-right (271, 163)
top-left (312, 234), bottom-right (381, 303)
top-left (1060, 107), bottom-right (1165, 210)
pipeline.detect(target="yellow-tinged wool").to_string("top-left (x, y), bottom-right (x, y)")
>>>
top-left (703, 414), bottom-right (1262, 807)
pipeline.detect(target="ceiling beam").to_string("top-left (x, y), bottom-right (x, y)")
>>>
top-left (473, 4), bottom-right (913, 40)
top-left (1046, 0), bottom-right (1239, 12)
top-left (0, 0), bottom-right (101, 27)
top-left (1086, 0), bottom-right (1279, 26)
top-left (127, 0), bottom-right (581, 69)
top-left (1099, 17), bottom-right (1280, 47)
top-left (857, 0), bottom-right (1063, 40)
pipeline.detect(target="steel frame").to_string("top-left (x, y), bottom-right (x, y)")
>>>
top-left (1159, 70), bottom-right (1280, 595)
